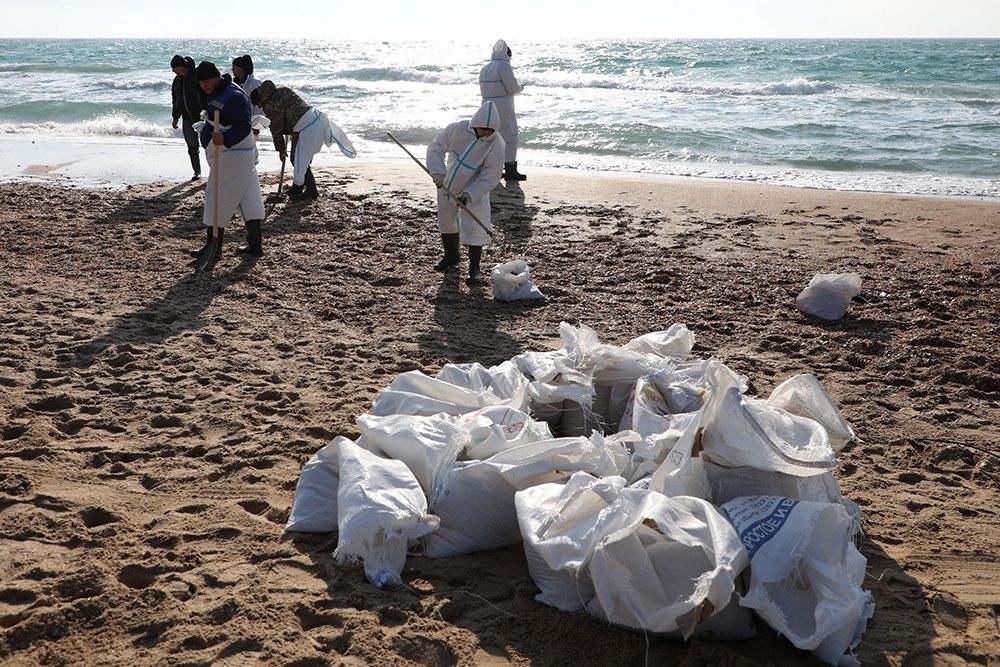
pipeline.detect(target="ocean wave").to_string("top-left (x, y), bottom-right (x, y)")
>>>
top-left (0, 110), bottom-right (174, 138)
top-left (0, 100), bottom-right (165, 123)
top-left (335, 67), bottom-right (469, 86)
top-left (96, 79), bottom-right (171, 91)
top-left (362, 125), bottom-right (441, 145)
top-left (522, 74), bottom-right (837, 96)
top-left (0, 63), bottom-right (132, 74)
top-left (329, 66), bottom-right (838, 96)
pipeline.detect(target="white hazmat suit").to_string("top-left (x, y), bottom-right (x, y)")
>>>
top-left (291, 108), bottom-right (357, 187)
top-left (203, 129), bottom-right (265, 229)
top-left (426, 101), bottom-right (505, 247)
top-left (479, 39), bottom-right (523, 163)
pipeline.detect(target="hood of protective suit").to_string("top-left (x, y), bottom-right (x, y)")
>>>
top-left (470, 101), bottom-right (502, 135)
top-left (491, 39), bottom-right (510, 60)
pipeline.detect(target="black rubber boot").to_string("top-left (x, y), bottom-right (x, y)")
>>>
top-left (290, 168), bottom-right (318, 200)
top-left (237, 220), bottom-right (264, 257)
top-left (467, 245), bottom-right (483, 284)
top-left (301, 168), bottom-right (319, 199)
top-left (504, 162), bottom-right (527, 182)
top-left (189, 151), bottom-right (201, 180)
top-left (286, 183), bottom-right (303, 198)
top-left (434, 233), bottom-right (461, 272)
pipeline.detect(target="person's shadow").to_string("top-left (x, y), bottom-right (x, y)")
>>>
top-left (490, 181), bottom-right (538, 255)
top-left (91, 180), bottom-right (205, 238)
top-left (416, 276), bottom-right (527, 366)
top-left (63, 255), bottom-right (259, 369)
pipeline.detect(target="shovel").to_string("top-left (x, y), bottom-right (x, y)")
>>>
top-left (265, 136), bottom-right (288, 204)
top-left (387, 131), bottom-right (494, 240)
top-left (194, 110), bottom-right (223, 273)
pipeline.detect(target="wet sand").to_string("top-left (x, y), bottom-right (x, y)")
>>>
top-left (1, 164), bottom-right (999, 665)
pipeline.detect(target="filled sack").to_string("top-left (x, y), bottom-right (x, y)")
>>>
top-left (334, 440), bottom-right (439, 587)
top-left (721, 496), bottom-right (874, 665)
top-left (491, 259), bottom-right (545, 301)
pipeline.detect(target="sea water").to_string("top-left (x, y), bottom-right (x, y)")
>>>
top-left (1, 38), bottom-right (998, 196)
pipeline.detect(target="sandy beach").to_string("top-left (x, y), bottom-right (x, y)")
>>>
top-left (1, 161), bottom-right (999, 666)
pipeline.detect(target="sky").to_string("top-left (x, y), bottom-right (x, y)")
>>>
top-left (2, 0), bottom-right (1000, 39)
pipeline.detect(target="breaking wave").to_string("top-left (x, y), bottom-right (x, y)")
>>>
top-left (0, 110), bottom-right (175, 138)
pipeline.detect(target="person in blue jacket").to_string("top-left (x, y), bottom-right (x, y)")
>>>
top-left (193, 61), bottom-right (266, 262)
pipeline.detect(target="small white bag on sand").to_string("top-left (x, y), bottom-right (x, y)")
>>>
top-left (491, 259), bottom-right (545, 301)
top-left (372, 361), bottom-right (529, 417)
top-left (334, 440), bottom-right (439, 588)
top-left (796, 272), bottom-right (863, 321)
top-left (422, 434), bottom-right (628, 558)
top-left (721, 496), bottom-right (874, 666)
top-left (285, 437), bottom-right (346, 533)
top-left (767, 374), bottom-right (856, 451)
top-left (356, 413), bottom-right (464, 495)
top-left (701, 363), bottom-right (837, 476)
top-left (585, 492), bottom-right (751, 639)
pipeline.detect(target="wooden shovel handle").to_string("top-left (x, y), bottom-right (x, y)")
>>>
top-left (211, 110), bottom-right (222, 239)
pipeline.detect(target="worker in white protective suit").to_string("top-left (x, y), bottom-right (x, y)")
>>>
top-left (479, 39), bottom-right (525, 182)
top-left (426, 101), bottom-right (505, 283)
top-left (194, 61), bottom-right (266, 260)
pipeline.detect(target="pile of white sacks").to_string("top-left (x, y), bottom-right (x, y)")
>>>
top-left (287, 323), bottom-right (874, 666)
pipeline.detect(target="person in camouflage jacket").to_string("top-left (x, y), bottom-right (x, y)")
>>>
top-left (251, 80), bottom-right (317, 199)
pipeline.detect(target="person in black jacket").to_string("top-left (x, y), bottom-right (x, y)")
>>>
top-left (171, 55), bottom-right (205, 180)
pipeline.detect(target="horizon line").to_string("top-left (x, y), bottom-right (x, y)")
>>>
top-left (2, 35), bottom-right (1000, 41)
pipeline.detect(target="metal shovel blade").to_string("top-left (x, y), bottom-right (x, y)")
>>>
top-left (193, 239), bottom-right (218, 273)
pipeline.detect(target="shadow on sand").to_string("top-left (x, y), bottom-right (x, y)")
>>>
top-left (286, 528), bottom-right (929, 666)
top-left (63, 255), bottom-right (259, 368)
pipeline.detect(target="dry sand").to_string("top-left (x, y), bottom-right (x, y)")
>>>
top-left (1, 163), bottom-right (999, 666)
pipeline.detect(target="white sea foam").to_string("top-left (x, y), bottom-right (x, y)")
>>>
top-left (0, 110), bottom-right (175, 138)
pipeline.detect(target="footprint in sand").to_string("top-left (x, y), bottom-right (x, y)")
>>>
top-left (296, 604), bottom-right (346, 631)
top-left (29, 393), bottom-right (75, 413)
top-left (180, 634), bottom-right (225, 651)
top-left (79, 506), bottom-right (121, 529)
top-left (55, 570), bottom-right (105, 600)
top-left (2, 420), bottom-right (32, 441)
top-left (898, 471), bottom-right (926, 485)
top-left (237, 499), bottom-right (287, 525)
top-left (150, 414), bottom-right (184, 428)
top-left (388, 635), bottom-right (457, 667)
top-left (118, 564), bottom-right (157, 590)
top-left (215, 638), bottom-right (265, 660)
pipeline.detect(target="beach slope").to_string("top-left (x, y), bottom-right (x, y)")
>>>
top-left (1, 165), bottom-right (998, 666)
